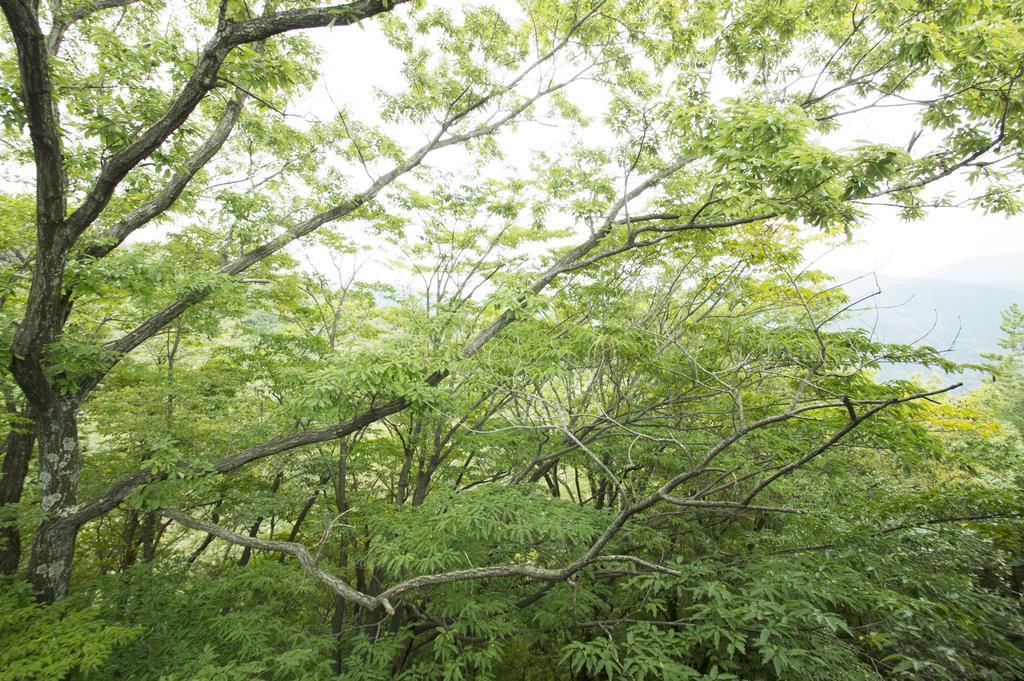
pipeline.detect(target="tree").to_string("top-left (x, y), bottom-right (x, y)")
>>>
top-left (980, 303), bottom-right (1024, 435)
top-left (0, 0), bottom-right (1021, 640)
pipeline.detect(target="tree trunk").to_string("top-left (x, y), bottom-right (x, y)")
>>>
top-left (239, 471), bottom-right (283, 566)
top-left (331, 593), bottom-right (347, 674)
top-left (411, 464), bottom-right (433, 507)
top-left (140, 512), bottom-right (162, 563)
top-left (396, 447), bottom-right (413, 506)
top-left (332, 441), bottom-right (349, 673)
top-left (25, 402), bottom-right (83, 601)
top-left (0, 402), bottom-right (35, 575)
top-left (188, 499), bottom-right (223, 564)
top-left (119, 509), bottom-right (140, 570)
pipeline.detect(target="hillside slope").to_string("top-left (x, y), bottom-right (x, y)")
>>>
top-left (833, 268), bottom-right (1023, 386)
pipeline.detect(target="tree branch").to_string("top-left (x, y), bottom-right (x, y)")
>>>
top-left (48, 0), bottom-right (141, 55)
top-left (81, 88), bottom-right (248, 260)
top-left (152, 383), bottom-right (960, 618)
top-left (63, 0), bottom-right (411, 242)
top-left (77, 69), bottom-right (592, 396)
top-left (2, 0), bottom-right (66, 238)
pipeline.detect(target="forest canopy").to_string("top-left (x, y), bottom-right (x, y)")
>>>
top-left (1, 0), bottom-right (1023, 678)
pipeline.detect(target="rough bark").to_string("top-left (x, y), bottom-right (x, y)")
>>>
top-left (118, 509), bottom-right (140, 570)
top-left (25, 401), bottom-right (82, 601)
top-left (0, 401), bottom-right (34, 575)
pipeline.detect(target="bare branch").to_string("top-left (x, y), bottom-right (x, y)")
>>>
top-left (161, 508), bottom-right (380, 611)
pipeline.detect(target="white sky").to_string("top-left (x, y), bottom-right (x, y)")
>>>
top-left (807, 208), bottom-right (1024, 278)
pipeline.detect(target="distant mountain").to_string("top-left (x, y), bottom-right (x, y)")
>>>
top-left (832, 269), bottom-right (1023, 387)
top-left (923, 251), bottom-right (1024, 290)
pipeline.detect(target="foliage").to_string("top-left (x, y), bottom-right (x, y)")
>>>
top-left (0, 0), bottom-right (1023, 678)
top-left (0, 580), bottom-right (136, 681)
